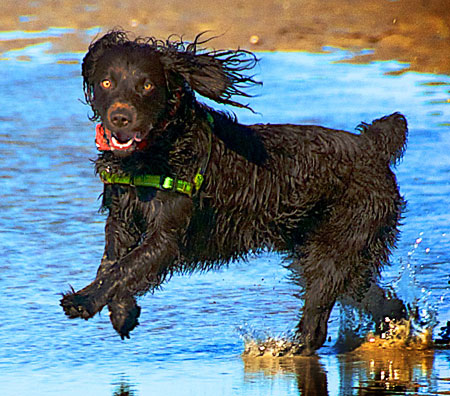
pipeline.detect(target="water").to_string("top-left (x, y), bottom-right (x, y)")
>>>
top-left (0, 42), bottom-right (449, 395)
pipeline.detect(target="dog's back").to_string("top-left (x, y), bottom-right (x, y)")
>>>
top-left (183, 112), bottom-right (407, 269)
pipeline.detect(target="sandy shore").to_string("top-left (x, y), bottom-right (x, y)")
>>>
top-left (1, 0), bottom-right (449, 75)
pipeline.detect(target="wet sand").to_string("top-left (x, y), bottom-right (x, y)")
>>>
top-left (1, 0), bottom-right (449, 75)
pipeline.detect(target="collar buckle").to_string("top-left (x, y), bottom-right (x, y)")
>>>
top-left (160, 176), bottom-right (174, 191)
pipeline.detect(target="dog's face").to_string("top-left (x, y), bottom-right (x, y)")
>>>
top-left (82, 31), bottom-right (260, 155)
top-left (88, 46), bottom-right (168, 153)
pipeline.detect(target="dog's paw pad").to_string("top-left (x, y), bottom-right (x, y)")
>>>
top-left (60, 292), bottom-right (95, 319)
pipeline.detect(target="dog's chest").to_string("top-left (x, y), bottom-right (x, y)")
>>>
top-left (103, 184), bottom-right (157, 217)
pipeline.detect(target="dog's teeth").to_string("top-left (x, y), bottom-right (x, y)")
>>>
top-left (111, 136), bottom-right (133, 149)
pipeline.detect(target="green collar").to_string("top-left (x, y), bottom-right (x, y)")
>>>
top-left (99, 112), bottom-right (214, 198)
top-left (100, 171), bottom-right (202, 197)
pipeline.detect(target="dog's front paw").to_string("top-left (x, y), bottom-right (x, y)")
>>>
top-left (108, 297), bottom-right (141, 340)
top-left (60, 288), bottom-right (97, 320)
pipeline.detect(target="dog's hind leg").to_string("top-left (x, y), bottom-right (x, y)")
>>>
top-left (290, 191), bottom-right (403, 354)
top-left (287, 214), bottom-right (363, 354)
top-left (289, 251), bottom-right (344, 355)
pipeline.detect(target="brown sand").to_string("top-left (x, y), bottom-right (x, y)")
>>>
top-left (1, 0), bottom-right (449, 75)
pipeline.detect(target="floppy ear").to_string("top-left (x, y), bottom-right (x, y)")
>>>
top-left (159, 35), bottom-right (261, 110)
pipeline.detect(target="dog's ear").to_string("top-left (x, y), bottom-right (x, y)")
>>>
top-left (159, 35), bottom-right (261, 110)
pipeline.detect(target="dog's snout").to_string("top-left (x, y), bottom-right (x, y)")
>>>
top-left (107, 103), bottom-right (136, 129)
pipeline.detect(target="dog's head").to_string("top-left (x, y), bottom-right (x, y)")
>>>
top-left (82, 30), bottom-right (260, 155)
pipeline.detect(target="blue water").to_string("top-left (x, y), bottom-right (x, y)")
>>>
top-left (0, 42), bottom-right (449, 395)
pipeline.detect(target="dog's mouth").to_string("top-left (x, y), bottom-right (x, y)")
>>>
top-left (110, 133), bottom-right (141, 150)
top-left (96, 124), bottom-right (149, 152)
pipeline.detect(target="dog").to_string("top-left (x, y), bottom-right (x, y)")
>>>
top-left (61, 30), bottom-right (408, 355)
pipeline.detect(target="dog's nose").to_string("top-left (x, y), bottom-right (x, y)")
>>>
top-left (110, 108), bottom-right (133, 128)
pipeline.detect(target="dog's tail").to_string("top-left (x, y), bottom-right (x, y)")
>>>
top-left (358, 112), bottom-right (408, 165)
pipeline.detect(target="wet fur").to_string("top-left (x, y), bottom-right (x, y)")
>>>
top-left (61, 30), bottom-right (408, 353)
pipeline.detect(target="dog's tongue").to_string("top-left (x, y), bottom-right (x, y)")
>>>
top-left (95, 124), bottom-right (147, 151)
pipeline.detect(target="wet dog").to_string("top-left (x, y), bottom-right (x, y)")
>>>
top-left (61, 30), bottom-right (407, 354)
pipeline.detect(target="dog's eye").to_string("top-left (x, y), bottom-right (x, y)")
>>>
top-left (143, 81), bottom-right (153, 91)
top-left (101, 79), bottom-right (112, 89)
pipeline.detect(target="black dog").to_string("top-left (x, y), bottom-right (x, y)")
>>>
top-left (61, 30), bottom-right (408, 355)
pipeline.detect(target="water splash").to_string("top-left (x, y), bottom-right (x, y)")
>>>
top-left (237, 324), bottom-right (301, 357)
top-left (394, 235), bottom-right (439, 337)
top-left (335, 235), bottom-right (443, 351)
top-left (335, 303), bottom-right (374, 351)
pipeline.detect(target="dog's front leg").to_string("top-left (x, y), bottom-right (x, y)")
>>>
top-left (100, 209), bottom-right (144, 339)
top-left (61, 193), bottom-right (193, 338)
top-left (60, 197), bottom-right (141, 322)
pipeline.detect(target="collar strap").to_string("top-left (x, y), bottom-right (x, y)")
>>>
top-left (100, 171), bottom-right (198, 197)
top-left (99, 112), bottom-right (214, 198)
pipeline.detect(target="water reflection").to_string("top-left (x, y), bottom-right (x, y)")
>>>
top-left (112, 382), bottom-right (135, 396)
top-left (0, 27), bottom-right (75, 41)
top-left (337, 349), bottom-right (435, 395)
top-left (243, 355), bottom-right (328, 396)
top-left (242, 348), bottom-right (441, 396)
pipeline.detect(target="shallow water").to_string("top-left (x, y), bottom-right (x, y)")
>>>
top-left (0, 42), bottom-right (449, 395)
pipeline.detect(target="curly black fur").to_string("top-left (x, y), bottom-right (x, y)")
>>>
top-left (61, 30), bottom-right (408, 354)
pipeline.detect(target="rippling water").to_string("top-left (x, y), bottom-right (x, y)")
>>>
top-left (0, 42), bottom-right (449, 395)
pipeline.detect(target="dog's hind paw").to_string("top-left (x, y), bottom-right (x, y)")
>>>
top-left (108, 297), bottom-right (141, 340)
top-left (60, 288), bottom-right (97, 320)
